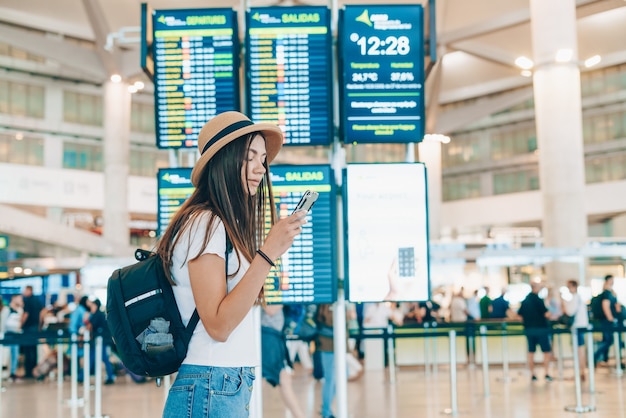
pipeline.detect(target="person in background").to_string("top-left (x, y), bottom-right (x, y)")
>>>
top-left (21, 285), bottom-right (43, 379)
top-left (4, 295), bottom-right (24, 381)
top-left (261, 305), bottom-right (305, 418)
top-left (467, 289), bottom-right (481, 321)
top-left (479, 287), bottom-right (492, 320)
top-left (546, 287), bottom-right (563, 322)
top-left (159, 111), bottom-right (304, 418)
top-left (465, 289), bottom-right (481, 364)
top-left (518, 281), bottom-right (553, 382)
top-left (316, 303), bottom-right (337, 418)
top-left (593, 275), bottom-right (622, 366)
top-left (449, 289), bottom-right (468, 323)
top-left (68, 295), bottom-right (90, 381)
top-left (562, 279), bottom-right (589, 380)
top-left (86, 298), bottom-right (116, 385)
top-left (490, 288), bottom-right (513, 319)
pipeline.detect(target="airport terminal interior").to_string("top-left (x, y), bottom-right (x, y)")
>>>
top-left (1, 0), bottom-right (626, 417)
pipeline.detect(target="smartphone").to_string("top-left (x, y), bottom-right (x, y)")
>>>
top-left (292, 190), bottom-right (319, 214)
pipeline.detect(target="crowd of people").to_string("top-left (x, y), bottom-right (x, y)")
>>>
top-left (0, 286), bottom-right (117, 384)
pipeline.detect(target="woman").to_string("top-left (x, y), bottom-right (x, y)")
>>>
top-left (160, 111), bottom-right (305, 418)
top-left (260, 305), bottom-right (305, 418)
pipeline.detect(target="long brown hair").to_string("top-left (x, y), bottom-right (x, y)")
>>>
top-left (156, 133), bottom-right (277, 290)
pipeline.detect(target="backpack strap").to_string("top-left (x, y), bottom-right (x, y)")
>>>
top-left (184, 234), bottom-right (232, 335)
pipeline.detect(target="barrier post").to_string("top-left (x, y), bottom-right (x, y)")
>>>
top-left (66, 333), bottom-right (84, 407)
top-left (423, 323), bottom-right (430, 375)
top-left (0, 332), bottom-right (5, 393)
top-left (56, 330), bottom-right (65, 393)
top-left (480, 325), bottom-right (490, 397)
top-left (443, 330), bottom-right (458, 416)
top-left (432, 322), bottom-right (439, 375)
top-left (387, 324), bottom-right (396, 384)
top-left (91, 335), bottom-right (109, 418)
top-left (564, 329), bottom-right (595, 413)
top-left (497, 323), bottom-right (513, 382)
top-left (83, 330), bottom-right (90, 418)
top-left (586, 327), bottom-right (595, 394)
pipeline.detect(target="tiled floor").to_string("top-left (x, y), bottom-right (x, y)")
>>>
top-left (1, 361), bottom-right (625, 417)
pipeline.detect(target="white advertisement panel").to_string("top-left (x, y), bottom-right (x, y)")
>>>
top-left (345, 163), bottom-right (430, 302)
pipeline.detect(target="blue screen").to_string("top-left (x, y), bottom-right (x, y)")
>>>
top-left (340, 5), bottom-right (425, 144)
top-left (246, 7), bottom-right (333, 146)
top-left (153, 8), bottom-right (240, 149)
top-left (266, 164), bottom-right (337, 304)
top-left (157, 168), bottom-right (193, 236)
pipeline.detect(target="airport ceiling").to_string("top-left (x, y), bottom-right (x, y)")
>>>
top-left (0, 0), bottom-right (625, 108)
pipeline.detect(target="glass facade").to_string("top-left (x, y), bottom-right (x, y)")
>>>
top-left (0, 79), bottom-right (45, 118)
top-left (0, 133), bottom-right (44, 166)
top-left (63, 90), bottom-right (103, 126)
top-left (443, 63), bottom-right (626, 200)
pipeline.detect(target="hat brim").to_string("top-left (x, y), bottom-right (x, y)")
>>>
top-left (191, 123), bottom-right (283, 187)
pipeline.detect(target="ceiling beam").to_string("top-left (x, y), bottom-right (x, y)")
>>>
top-left (81, 0), bottom-right (119, 76)
top-left (449, 40), bottom-right (519, 70)
top-left (439, 0), bottom-right (615, 45)
top-left (0, 22), bottom-right (105, 81)
top-left (436, 86), bottom-right (534, 134)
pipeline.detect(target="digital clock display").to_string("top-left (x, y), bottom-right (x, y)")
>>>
top-left (340, 5), bottom-right (425, 144)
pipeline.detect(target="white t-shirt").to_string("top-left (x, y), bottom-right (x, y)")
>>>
top-left (450, 296), bottom-right (468, 322)
top-left (564, 293), bottom-right (589, 329)
top-left (170, 212), bottom-right (259, 367)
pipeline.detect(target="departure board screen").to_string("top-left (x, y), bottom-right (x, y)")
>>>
top-left (153, 8), bottom-right (239, 149)
top-left (246, 7), bottom-right (332, 146)
top-left (340, 5), bottom-right (425, 144)
top-left (344, 163), bottom-right (430, 302)
top-left (157, 168), bottom-right (193, 236)
top-left (265, 165), bottom-right (336, 304)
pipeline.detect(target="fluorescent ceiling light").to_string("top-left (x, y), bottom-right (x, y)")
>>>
top-left (584, 55), bottom-right (601, 68)
top-left (110, 74), bottom-right (122, 83)
top-left (423, 134), bottom-right (451, 144)
top-left (515, 56), bottom-right (534, 70)
top-left (521, 70), bottom-right (532, 77)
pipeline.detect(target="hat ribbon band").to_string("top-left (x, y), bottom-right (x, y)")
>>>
top-left (201, 120), bottom-right (254, 155)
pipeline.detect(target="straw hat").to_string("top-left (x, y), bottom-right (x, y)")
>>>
top-left (190, 111), bottom-right (284, 186)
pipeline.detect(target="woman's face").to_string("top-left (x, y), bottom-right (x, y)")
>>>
top-left (242, 134), bottom-right (267, 196)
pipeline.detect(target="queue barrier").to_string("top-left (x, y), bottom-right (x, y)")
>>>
top-left (348, 320), bottom-right (626, 415)
top-left (0, 329), bottom-right (111, 417)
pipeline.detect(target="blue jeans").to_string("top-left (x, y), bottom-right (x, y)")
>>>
top-left (10, 344), bottom-right (19, 375)
top-left (163, 364), bottom-right (255, 418)
top-left (320, 351), bottom-right (336, 418)
top-left (594, 323), bottom-right (615, 363)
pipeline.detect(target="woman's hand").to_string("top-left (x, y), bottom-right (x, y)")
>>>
top-left (260, 212), bottom-right (306, 260)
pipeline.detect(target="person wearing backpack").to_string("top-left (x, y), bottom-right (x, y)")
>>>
top-left (159, 111), bottom-right (305, 418)
top-left (593, 275), bottom-right (623, 367)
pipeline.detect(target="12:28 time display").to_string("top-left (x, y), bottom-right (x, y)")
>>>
top-left (349, 33), bottom-right (410, 56)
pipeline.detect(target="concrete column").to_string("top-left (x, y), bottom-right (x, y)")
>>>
top-left (103, 80), bottom-right (131, 254)
top-left (44, 84), bottom-right (65, 224)
top-left (529, 0), bottom-right (587, 285)
top-left (418, 139), bottom-right (442, 241)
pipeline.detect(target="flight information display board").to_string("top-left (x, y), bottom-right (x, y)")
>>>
top-left (153, 8), bottom-right (239, 149)
top-left (246, 7), bottom-right (333, 146)
top-left (344, 163), bottom-right (430, 302)
top-left (265, 165), bottom-right (336, 304)
top-left (340, 5), bottom-right (425, 144)
top-left (157, 168), bottom-right (193, 236)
